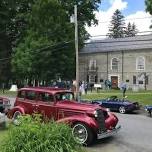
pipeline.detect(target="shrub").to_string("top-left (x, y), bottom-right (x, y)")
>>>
top-left (1, 115), bottom-right (85, 152)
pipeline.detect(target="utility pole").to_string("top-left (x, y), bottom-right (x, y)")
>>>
top-left (74, 5), bottom-right (79, 100)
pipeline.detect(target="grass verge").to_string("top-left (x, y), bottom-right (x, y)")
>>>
top-left (82, 90), bottom-right (152, 105)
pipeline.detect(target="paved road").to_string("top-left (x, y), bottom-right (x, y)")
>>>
top-left (86, 112), bottom-right (152, 152)
top-left (7, 97), bottom-right (152, 152)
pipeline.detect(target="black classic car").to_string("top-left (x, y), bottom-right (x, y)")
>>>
top-left (0, 97), bottom-right (11, 113)
top-left (92, 96), bottom-right (140, 114)
top-left (145, 105), bottom-right (152, 116)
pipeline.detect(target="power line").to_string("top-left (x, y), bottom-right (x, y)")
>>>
top-left (35, 40), bottom-right (74, 53)
top-left (89, 31), bottom-right (152, 38)
top-left (0, 57), bottom-right (12, 61)
top-left (97, 16), bottom-right (152, 24)
top-left (0, 40), bottom-right (75, 62)
top-left (84, 41), bottom-right (152, 49)
top-left (85, 37), bottom-right (152, 44)
top-left (1, 34), bottom-right (152, 61)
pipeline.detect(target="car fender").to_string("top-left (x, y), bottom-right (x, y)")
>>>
top-left (7, 106), bottom-right (26, 119)
top-left (57, 114), bottom-right (99, 132)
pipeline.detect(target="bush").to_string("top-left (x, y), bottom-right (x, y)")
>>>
top-left (1, 115), bottom-right (85, 152)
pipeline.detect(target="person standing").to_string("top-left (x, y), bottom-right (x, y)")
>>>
top-left (84, 82), bottom-right (88, 94)
top-left (107, 80), bottom-right (112, 89)
top-left (104, 80), bottom-right (108, 90)
top-left (120, 81), bottom-right (127, 97)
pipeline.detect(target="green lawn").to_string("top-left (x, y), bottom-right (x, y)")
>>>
top-left (0, 89), bottom-right (152, 105)
top-left (0, 90), bottom-right (17, 97)
top-left (82, 89), bottom-right (152, 105)
top-left (0, 129), bottom-right (8, 146)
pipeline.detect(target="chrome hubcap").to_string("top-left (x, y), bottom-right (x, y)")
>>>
top-left (72, 124), bottom-right (88, 144)
top-left (13, 111), bottom-right (21, 125)
top-left (119, 107), bottom-right (125, 114)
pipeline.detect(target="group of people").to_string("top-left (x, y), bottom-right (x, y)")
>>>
top-left (52, 79), bottom-right (127, 98)
top-left (79, 81), bottom-right (88, 95)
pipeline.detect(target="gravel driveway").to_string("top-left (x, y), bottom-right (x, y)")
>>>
top-left (86, 112), bottom-right (152, 152)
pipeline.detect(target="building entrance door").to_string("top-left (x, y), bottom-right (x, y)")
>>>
top-left (111, 76), bottom-right (118, 89)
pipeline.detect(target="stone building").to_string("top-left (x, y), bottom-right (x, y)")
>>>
top-left (79, 34), bottom-right (152, 90)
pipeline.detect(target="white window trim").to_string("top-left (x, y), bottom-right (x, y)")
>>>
top-left (108, 74), bottom-right (120, 87)
top-left (89, 59), bottom-right (97, 70)
top-left (136, 56), bottom-right (145, 71)
top-left (111, 57), bottom-right (119, 70)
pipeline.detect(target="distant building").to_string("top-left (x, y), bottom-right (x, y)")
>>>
top-left (79, 34), bottom-right (152, 90)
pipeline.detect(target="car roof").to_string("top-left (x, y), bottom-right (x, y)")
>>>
top-left (18, 87), bottom-right (72, 94)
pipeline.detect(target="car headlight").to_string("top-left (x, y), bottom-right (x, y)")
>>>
top-left (106, 108), bottom-right (110, 112)
top-left (94, 110), bottom-right (98, 117)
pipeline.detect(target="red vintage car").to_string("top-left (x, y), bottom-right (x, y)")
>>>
top-left (7, 87), bottom-right (121, 145)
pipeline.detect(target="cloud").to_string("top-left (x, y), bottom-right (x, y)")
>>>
top-left (86, 0), bottom-right (152, 39)
top-left (126, 11), bottom-right (152, 34)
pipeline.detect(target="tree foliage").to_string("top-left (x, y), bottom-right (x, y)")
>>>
top-left (11, 0), bottom-right (101, 85)
top-left (0, 0), bottom-right (101, 86)
top-left (107, 9), bottom-right (126, 38)
top-left (145, 0), bottom-right (152, 28)
top-left (125, 22), bottom-right (138, 37)
top-left (107, 9), bottom-right (138, 38)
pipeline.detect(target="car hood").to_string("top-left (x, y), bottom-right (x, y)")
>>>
top-left (93, 99), bottom-right (138, 106)
top-left (56, 100), bottom-right (105, 112)
top-left (120, 100), bottom-right (138, 105)
top-left (145, 105), bottom-right (152, 109)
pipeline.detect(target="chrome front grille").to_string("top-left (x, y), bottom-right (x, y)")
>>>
top-left (96, 109), bottom-right (107, 132)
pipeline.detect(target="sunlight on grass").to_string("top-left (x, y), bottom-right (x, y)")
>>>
top-left (82, 89), bottom-right (152, 105)
top-left (0, 90), bottom-right (17, 97)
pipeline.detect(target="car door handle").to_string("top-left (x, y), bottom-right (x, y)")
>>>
top-left (32, 105), bottom-right (39, 107)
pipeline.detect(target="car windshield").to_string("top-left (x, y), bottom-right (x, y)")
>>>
top-left (107, 96), bottom-right (119, 102)
top-left (55, 92), bottom-right (74, 101)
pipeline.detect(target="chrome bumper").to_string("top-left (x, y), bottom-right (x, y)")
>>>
top-left (97, 125), bottom-right (121, 139)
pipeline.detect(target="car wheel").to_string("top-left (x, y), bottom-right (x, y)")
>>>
top-left (12, 111), bottom-right (21, 125)
top-left (149, 110), bottom-right (152, 117)
top-left (72, 122), bottom-right (94, 145)
top-left (119, 106), bottom-right (126, 114)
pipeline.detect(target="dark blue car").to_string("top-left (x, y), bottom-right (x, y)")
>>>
top-left (92, 96), bottom-right (140, 114)
top-left (145, 105), bottom-right (152, 116)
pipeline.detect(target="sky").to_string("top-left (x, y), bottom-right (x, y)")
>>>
top-left (86, 0), bottom-right (152, 39)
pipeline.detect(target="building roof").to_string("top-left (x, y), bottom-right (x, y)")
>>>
top-left (80, 34), bottom-right (152, 54)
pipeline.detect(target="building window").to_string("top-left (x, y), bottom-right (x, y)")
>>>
top-left (89, 75), bottom-right (95, 83)
top-left (95, 75), bottom-right (98, 83)
top-left (136, 56), bottom-right (145, 70)
top-left (111, 58), bottom-right (119, 70)
top-left (139, 81), bottom-right (143, 84)
top-left (133, 76), bottom-right (136, 84)
top-left (89, 59), bottom-right (96, 70)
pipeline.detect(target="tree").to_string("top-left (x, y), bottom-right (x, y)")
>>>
top-left (145, 0), bottom-right (152, 28)
top-left (0, 0), bottom-right (35, 86)
top-left (125, 22), bottom-right (138, 37)
top-left (11, 0), bottom-right (102, 85)
top-left (107, 9), bottom-right (126, 38)
top-left (131, 22), bottom-right (138, 36)
top-left (0, 0), bottom-right (14, 86)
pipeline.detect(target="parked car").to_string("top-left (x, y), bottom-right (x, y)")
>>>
top-left (7, 87), bottom-right (121, 145)
top-left (0, 96), bottom-right (11, 113)
top-left (92, 96), bottom-right (140, 114)
top-left (145, 105), bottom-right (152, 116)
